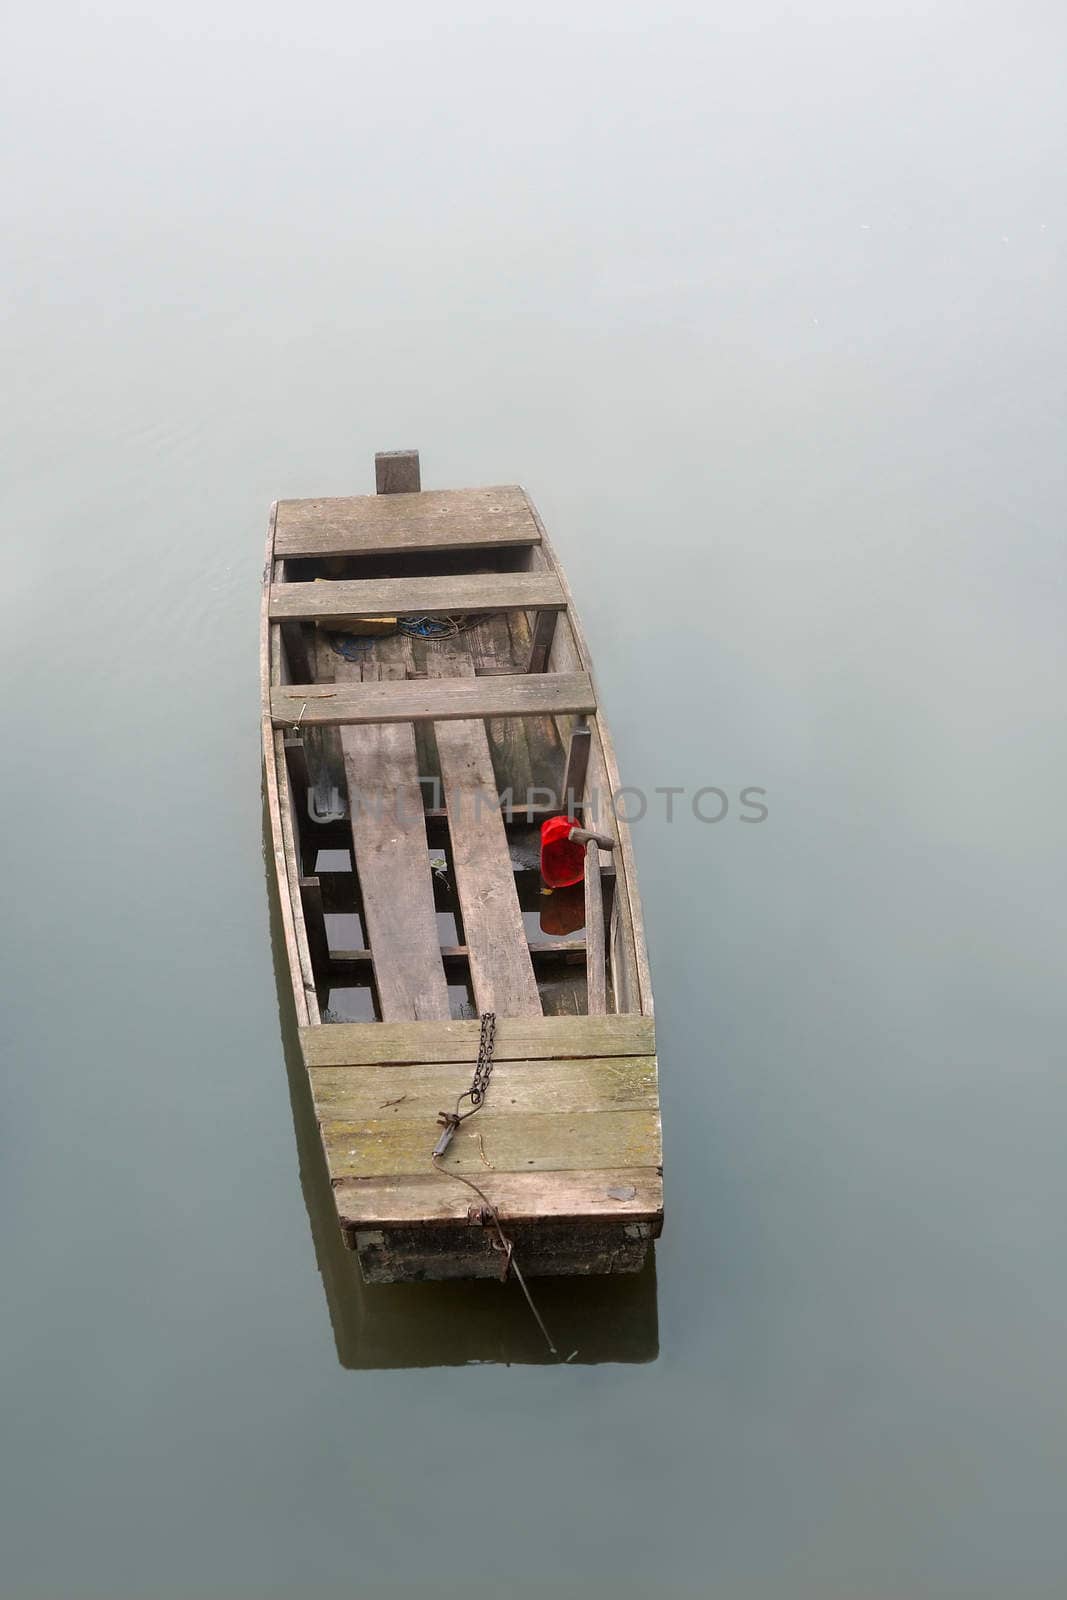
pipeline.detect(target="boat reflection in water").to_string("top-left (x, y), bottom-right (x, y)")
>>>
top-left (267, 829), bottom-right (659, 1368)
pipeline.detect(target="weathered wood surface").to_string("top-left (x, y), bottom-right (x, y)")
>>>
top-left (279, 619), bottom-right (312, 684)
top-left (375, 449), bottom-right (421, 494)
top-left (562, 716), bottom-right (592, 812)
top-left (264, 461), bottom-right (660, 1277)
top-left (260, 501), bottom-right (314, 1026)
top-left (428, 650), bottom-right (541, 1016)
top-left (315, 850), bottom-right (560, 916)
top-left (301, 1013), bottom-right (655, 1066)
top-left (339, 663), bottom-right (450, 1021)
top-left (326, 940), bottom-right (586, 967)
top-left (304, 804), bottom-right (565, 856)
top-left (466, 609), bottom-right (563, 811)
top-left (282, 730), bottom-right (310, 807)
top-left (273, 729), bottom-right (321, 1020)
top-left (356, 1223), bottom-right (653, 1283)
top-left (323, 1107), bottom-right (662, 1178)
top-left (527, 607), bottom-right (558, 673)
top-left (304, 600), bottom-right (558, 795)
top-left (584, 839), bottom-right (607, 1016)
top-left (272, 671), bottom-right (596, 728)
top-left (274, 486), bottom-right (540, 559)
top-left (527, 513), bottom-right (651, 1014)
top-left (331, 1168), bottom-right (663, 1227)
top-left (298, 875), bottom-right (330, 977)
top-left (269, 571), bottom-right (565, 624)
top-left (310, 1055), bottom-right (658, 1119)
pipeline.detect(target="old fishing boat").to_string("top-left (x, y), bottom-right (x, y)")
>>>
top-left (262, 451), bottom-right (661, 1284)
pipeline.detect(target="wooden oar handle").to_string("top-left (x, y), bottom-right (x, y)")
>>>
top-left (568, 826), bottom-right (616, 851)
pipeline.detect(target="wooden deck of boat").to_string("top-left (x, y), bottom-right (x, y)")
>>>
top-left (307, 1015), bottom-right (660, 1269)
top-left (263, 450), bottom-right (660, 1280)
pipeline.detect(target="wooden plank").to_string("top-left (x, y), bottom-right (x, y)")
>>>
top-left (332, 1168), bottom-right (663, 1228)
top-left (279, 620), bottom-right (312, 684)
top-left (301, 1013), bottom-right (655, 1067)
top-left (316, 854), bottom-right (563, 915)
top-left (274, 485), bottom-right (540, 559)
top-left (375, 449), bottom-right (420, 494)
top-left (273, 730), bottom-right (321, 1020)
top-left (356, 1226), bottom-right (653, 1283)
top-left (304, 802), bottom-right (563, 849)
top-left (468, 607), bottom-right (562, 807)
top-left (327, 940), bottom-right (586, 967)
top-left (428, 650), bottom-right (541, 1016)
top-left (527, 608), bottom-right (558, 672)
top-left (562, 716), bottom-right (592, 813)
top-left (584, 839), bottom-right (607, 1015)
top-left (310, 1055), bottom-right (658, 1120)
top-left (269, 571), bottom-right (565, 625)
top-left (323, 1107), bottom-right (662, 1179)
top-left (283, 731), bottom-right (310, 811)
top-left (272, 672), bottom-right (596, 727)
top-left (260, 503), bottom-right (311, 1028)
top-left (274, 556), bottom-right (314, 686)
top-left (528, 519), bottom-right (650, 1014)
top-left (298, 875), bottom-right (329, 978)
top-left (340, 664), bottom-right (451, 1022)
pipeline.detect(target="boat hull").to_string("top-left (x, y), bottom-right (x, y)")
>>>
top-left (262, 454), bottom-right (660, 1282)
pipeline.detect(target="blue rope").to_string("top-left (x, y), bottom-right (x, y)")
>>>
top-left (327, 633), bottom-right (375, 661)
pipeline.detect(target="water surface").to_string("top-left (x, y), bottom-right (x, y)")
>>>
top-left (3, 5), bottom-right (1066, 1597)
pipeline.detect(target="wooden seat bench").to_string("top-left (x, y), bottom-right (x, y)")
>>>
top-left (274, 484), bottom-right (541, 559)
top-left (271, 671), bottom-right (596, 727)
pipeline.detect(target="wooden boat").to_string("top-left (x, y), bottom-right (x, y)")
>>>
top-left (261, 450), bottom-right (661, 1283)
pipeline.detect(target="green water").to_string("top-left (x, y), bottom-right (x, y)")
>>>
top-left (4, 5), bottom-right (1066, 1597)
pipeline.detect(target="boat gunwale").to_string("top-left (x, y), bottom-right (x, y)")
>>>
top-left (523, 495), bottom-right (654, 1018)
top-left (260, 501), bottom-right (313, 1027)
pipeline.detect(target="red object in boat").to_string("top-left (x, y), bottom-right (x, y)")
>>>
top-left (540, 815), bottom-right (586, 888)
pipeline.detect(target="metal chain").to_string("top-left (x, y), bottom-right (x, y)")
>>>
top-left (433, 1011), bottom-right (495, 1156)
top-left (468, 1010), bottom-right (496, 1107)
top-left (429, 1011), bottom-right (571, 1359)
